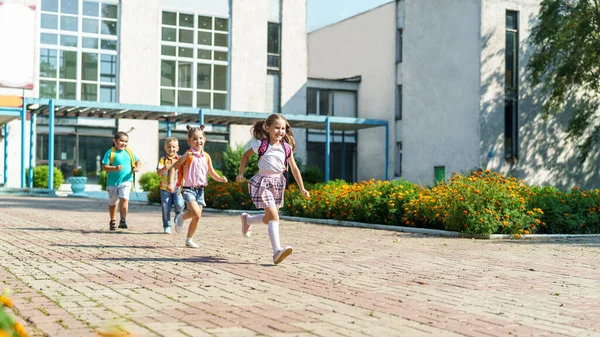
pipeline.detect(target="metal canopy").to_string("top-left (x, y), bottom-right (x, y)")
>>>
top-left (9, 98), bottom-right (389, 190)
top-left (25, 98), bottom-right (387, 131)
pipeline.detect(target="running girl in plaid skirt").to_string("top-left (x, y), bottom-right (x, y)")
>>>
top-left (237, 114), bottom-right (310, 265)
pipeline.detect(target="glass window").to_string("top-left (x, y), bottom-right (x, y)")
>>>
top-left (197, 64), bottom-right (211, 89)
top-left (100, 39), bottom-right (117, 50)
top-left (82, 53), bottom-right (98, 81)
top-left (59, 50), bottom-right (77, 79)
top-left (505, 11), bottom-right (519, 160)
top-left (161, 60), bottom-right (176, 87)
top-left (307, 88), bottom-right (317, 115)
top-left (213, 65), bottom-right (226, 91)
top-left (60, 35), bottom-right (77, 47)
top-left (41, 14), bottom-right (58, 29)
top-left (100, 54), bottom-right (117, 83)
top-left (396, 85), bottom-right (402, 120)
top-left (83, 18), bottom-right (98, 33)
top-left (215, 18), bottom-right (228, 32)
top-left (40, 80), bottom-right (57, 98)
top-left (41, 33), bottom-right (58, 45)
top-left (101, 4), bottom-right (117, 19)
top-left (101, 20), bottom-right (117, 35)
top-left (161, 11), bottom-right (229, 108)
top-left (162, 45), bottom-right (176, 56)
top-left (42, 0), bottom-right (59, 12)
top-left (100, 85), bottom-right (116, 102)
top-left (40, 49), bottom-right (58, 78)
top-left (59, 81), bottom-right (76, 99)
top-left (267, 23), bottom-right (280, 54)
top-left (397, 29), bottom-right (403, 63)
top-left (82, 37), bottom-right (98, 49)
top-left (83, 2), bottom-right (99, 16)
top-left (82, 83), bottom-right (98, 101)
top-left (61, 0), bottom-right (78, 14)
top-left (163, 12), bottom-right (176, 26)
top-left (60, 16), bottom-right (78, 31)
top-left (197, 91), bottom-right (210, 107)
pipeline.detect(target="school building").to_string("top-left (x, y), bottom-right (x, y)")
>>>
top-left (0, 0), bottom-right (311, 187)
top-left (307, 0), bottom-right (600, 189)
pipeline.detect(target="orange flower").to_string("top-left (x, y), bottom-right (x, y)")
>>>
top-left (0, 295), bottom-right (13, 308)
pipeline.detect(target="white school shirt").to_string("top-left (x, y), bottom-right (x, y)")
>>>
top-left (252, 139), bottom-right (286, 174)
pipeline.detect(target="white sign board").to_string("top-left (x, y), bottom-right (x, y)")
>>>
top-left (0, 2), bottom-right (36, 89)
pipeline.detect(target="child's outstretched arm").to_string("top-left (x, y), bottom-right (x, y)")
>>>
top-left (236, 148), bottom-right (255, 182)
top-left (170, 152), bottom-right (189, 170)
top-left (206, 154), bottom-right (227, 183)
top-left (288, 153), bottom-right (310, 198)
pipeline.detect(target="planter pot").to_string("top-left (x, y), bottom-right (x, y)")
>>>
top-left (68, 176), bottom-right (88, 197)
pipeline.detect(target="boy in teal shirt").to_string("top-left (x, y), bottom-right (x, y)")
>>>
top-left (101, 131), bottom-right (141, 230)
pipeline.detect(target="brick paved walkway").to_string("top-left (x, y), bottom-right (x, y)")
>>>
top-left (1, 195), bottom-right (599, 337)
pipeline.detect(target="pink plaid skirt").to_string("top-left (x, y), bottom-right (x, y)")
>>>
top-left (248, 173), bottom-right (286, 209)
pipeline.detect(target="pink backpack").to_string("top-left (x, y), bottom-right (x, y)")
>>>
top-left (257, 138), bottom-right (292, 170)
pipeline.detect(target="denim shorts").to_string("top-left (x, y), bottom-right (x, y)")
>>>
top-left (181, 186), bottom-right (206, 207)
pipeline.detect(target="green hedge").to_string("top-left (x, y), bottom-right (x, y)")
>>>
top-left (25, 166), bottom-right (64, 189)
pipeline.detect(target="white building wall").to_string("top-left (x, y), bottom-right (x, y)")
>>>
top-left (281, 0), bottom-right (307, 161)
top-left (308, 2), bottom-right (396, 181)
top-left (479, 0), bottom-right (600, 189)
top-left (229, 0), bottom-right (268, 149)
top-left (402, 0), bottom-right (482, 185)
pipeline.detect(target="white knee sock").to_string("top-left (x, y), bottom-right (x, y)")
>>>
top-left (247, 214), bottom-right (264, 225)
top-left (268, 220), bottom-right (282, 254)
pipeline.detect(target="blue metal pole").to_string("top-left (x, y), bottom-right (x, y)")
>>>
top-left (325, 117), bottom-right (330, 183)
top-left (3, 123), bottom-right (8, 186)
top-left (199, 108), bottom-right (204, 126)
top-left (20, 104), bottom-right (26, 188)
top-left (28, 112), bottom-right (36, 188)
top-left (48, 99), bottom-right (55, 190)
top-left (385, 122), bottom-right (389, 180)
top-left (166, 121), bottom-right (171, 137)
top-left (341, 130), bottom-right (345, 181)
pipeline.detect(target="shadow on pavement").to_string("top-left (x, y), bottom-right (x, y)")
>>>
top-left (52, 244), bottom-right (161, 249)
top-left (95, 256), bottom-right (254, 265)
top-left (6, 227), bottom-right (166, 235)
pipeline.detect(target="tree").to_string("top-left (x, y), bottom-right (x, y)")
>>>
top-left (527, 0), bottom-right (600, 160)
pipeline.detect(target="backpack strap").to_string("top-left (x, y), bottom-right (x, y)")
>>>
top-left (257, 138), bottom-right (270, 158)
top-left (109, 147), bottom-right (116, 165)
top-left (282, 140), bottom-right (291, 171)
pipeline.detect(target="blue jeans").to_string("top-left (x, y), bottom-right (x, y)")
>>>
top-left (160, 189), bottom-right (184, 229)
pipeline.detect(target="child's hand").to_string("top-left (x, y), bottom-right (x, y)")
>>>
top-left (115, 165), bottom-right (122, 171)
top-left (220, 176), bottom-right (228, 183)
top-left (301, 188), bottom-right (310, 198)
top-left (166, 184), bottom-right (174, 192)
top-left (236, 174), bottom-right (244, 183)
top-left (133, 167), bottom-right (140, 173)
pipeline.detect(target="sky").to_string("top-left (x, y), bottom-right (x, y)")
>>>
top-left (306, 0), bottom-right (392, 32)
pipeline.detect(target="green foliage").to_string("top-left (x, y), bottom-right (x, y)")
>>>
top-left (147, 186), bottom-right (161, 204)
top-left (98, 171), bottom-right (107, 191)
top-left (1, 293), bottom-right (30, 337)
top-left (301, 165), bottom-right (324, 185)
top-left (204, 181), bottom-right (256, 210)
top-left (528, 0), bottom-right (600, 161)
top-left (528, 186), bottom-right (600, 234)
top-left (222, 145), bottom-right (258, 181)
top-left (139, 172), bottom-right (160, 192)
top-left (25, 165), bottom-right (64, 189)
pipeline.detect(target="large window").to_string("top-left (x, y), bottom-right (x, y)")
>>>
top-left (505, 11), bottom-right (519, 160)
top-left (396, 29), bottom-right (403, 63)
top-left (39, 0), bottom-right (119, 102)
top-left (157, 124), bottom-right (229, 170)
top-left (396, 85), bottom-right (402, 120)
top-left (395, 141), bottom-right (402, 177)
top-left (266, 22), bottom-right (281, 113)
top-left (307, 88), bottom-right (333, 116)
top-left (160, 11), bottom-right (229, 109)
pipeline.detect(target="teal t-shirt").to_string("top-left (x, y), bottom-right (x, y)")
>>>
top-left (101, 148), bottom-right (139, 186)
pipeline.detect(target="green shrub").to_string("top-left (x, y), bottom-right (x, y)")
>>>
top-left (98, 171), bottom-right (107, 190)
top-left (222, 145), bottom-right (258, 181)
top-left (147, 186), bottom-right (161, 204)
top-left (139, 172), bottom-right (160, 191)
top-left (25, 165), bottom-right (64, 189)
top-left (204, 181), bottom-right (256, 210)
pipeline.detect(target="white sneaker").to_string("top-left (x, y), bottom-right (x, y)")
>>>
top-left (273, 246), bottom-right (293, 265)
top-left (164, 227), bottom-right (171, 234)
top-left (185, 238), bottom-right (199, 248)
top-left (240, 213), bottom-right (251, 238)
top-left (174, 213), bottom-right (184, 233)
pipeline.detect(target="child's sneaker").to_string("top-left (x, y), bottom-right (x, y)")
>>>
top-left (109, 220), bottom-right (116, 231)
top-left (164, 227), bottom-right (171, 234)
top-left (185, 238), bottom-right (198, 248)
top-left (273, 246), bottom-right (293, 265)
top-left (240, 213), bottom-right (251, 238)
top-left (174, 213), bottom-right (184, 233)
top-left (118, 218), bottom-right (128, 229)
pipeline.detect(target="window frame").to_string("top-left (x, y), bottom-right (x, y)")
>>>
top-left (504, 10), bottom-right (519, 160)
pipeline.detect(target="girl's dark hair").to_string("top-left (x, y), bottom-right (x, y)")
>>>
top-left (186, 124), bottom-right (205, 139)
top-left (251, 113), bottom-right (296, 151)
top-left (114, 131), bottom-right (128, 140)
